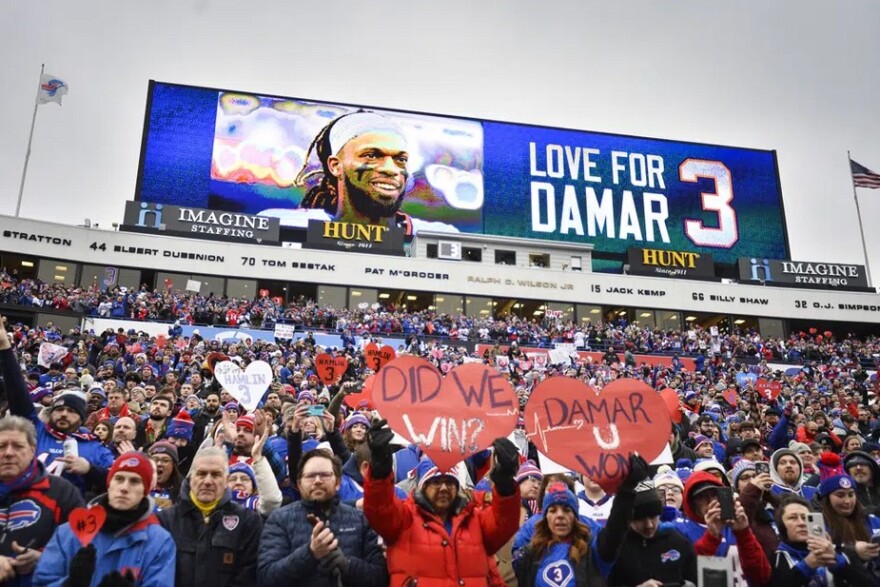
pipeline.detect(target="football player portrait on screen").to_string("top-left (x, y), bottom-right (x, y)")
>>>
top-left (296, 111), bottom-right (415, 233)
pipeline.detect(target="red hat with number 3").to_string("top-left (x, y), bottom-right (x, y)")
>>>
top-left (107, 452), bottom-right (154, 490)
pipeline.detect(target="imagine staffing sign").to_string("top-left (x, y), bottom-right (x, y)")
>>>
top-left (122, 201), bottom-right (280, 245)
top-left (738, 258), bottom-right (869, 289)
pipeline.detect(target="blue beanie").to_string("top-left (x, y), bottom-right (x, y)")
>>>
top-left (818, 474), bottom-right (857, 499)
top-left (542, 481), bottom-right (579, 514)
top-left (415, 458), bottom-right (458, 491)
top-left (343, 413), bottom-right (370, 432)
top-left (229, 462), bottom-right (257, 488)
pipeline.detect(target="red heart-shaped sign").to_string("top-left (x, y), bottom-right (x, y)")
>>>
top-left (69, 506), bottom-right (106, 547)
top-left (259, 289), bottom-right (269, 298)
top-left (659, 388), bottom-right (682, 424)
top-left (364, 343), bottom-right (396, 372)
top-left (315, 353), bottom-right (347, 385)
top-left (755, 378), bottom-right (781, 400)
top-left (373, 356), bottom-right (518, 470)
top-left (525, 377), bottom-right (671, 493)
top-left (344, 374), bottom-right (375, 409)
top-left (722, 388), bottom-right (739, 406)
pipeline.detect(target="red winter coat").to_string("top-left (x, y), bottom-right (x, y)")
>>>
top-left (363, 469), bottom-right (520, 587)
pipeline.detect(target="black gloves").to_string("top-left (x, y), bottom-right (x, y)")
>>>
top-left (318, 548), bottom-right (350, 577)
top-left (64, 545), bottom-right (96, 587)
top-left (489, 437), bottom-right (520, 496)
top-left (619, 453), bottom-right (650, 493)
top-left (367, 419), bottom-right (395, 479)
top-left (97, 571), bottom-right (136, 587)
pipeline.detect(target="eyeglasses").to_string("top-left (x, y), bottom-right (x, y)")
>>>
top-left (301, 471), bottom-right (335, 481)
top-left (657, 486), bottom-right (682, 495)
top-left (425, 478), bottom-right (457, 489)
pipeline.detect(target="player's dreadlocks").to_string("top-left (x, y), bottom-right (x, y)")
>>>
top-left (294, 111), bottom-right (363, 213)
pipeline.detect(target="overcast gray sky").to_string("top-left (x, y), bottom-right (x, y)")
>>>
top-left (2, 1), bottom-right (878, 276)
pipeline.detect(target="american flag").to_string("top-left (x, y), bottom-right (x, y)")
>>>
top-left (851, 159), bottom-right (880, 189)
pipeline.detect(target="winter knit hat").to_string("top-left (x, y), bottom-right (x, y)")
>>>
top-left (653, 466), bottom-right (684, 491)
top-left (223, 402), bottom-right (241, 414)
top-left (148, 441), bottom-right (179, 465)
top-left (30, 387), bottom-right (52, 404)
top-left (235, 414), bottom-right (255, 432)
top-left (694, 458), bottom-right (726, 479)
top-left (228, 462), bottom-right (257, 487)
top-left (107, 452), bottom-right (154, 491)
top-left (343, 413), bottom-right (371, 432)
top-left (165, 410), bottom-right (195, 441)
top-left (298, 391), bottom-right (315, 404)
top-left (542, 481), bottom-right (579, 514)
top-left (633, 482), bottom-right (663, 519)
top-left (818, 452), bottom-right (845, 482)
top-left (730, 459), bottom-right (757, 488)
top-left (693, 435), bottom-right (713, 449)
top-left (51, 392), bottom-right (87, 423)
top-left (788, 441), bottom-right (811, 455)
top-left (416, 459), bottom-right (459, 491)
top-left (818, 474), bottom-right (857, 498)
top-left (515, 461), bottom-right (544, 484)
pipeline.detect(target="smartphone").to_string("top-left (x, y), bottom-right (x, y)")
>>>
top-left (754, 461), bottom-right (770, 475)
top-left (716, 487), bottom-right (735, 521)
top-left (806, 512), bottom-right (825, 538)
top-left (307, 405), bottom-right (325, 417)
top-left (870, 533), bottom-right (880, 545)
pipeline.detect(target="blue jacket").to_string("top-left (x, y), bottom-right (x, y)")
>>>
top-left (32, 498), bottom-right (176, 587)
top-left (258, 497), bottom-right (387, 587)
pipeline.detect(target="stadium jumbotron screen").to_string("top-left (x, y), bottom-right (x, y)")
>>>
top-left (135, 81), bottom-right (789, 264)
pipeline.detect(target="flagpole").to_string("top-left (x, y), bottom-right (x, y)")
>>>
top-left (15, 63), bottom-right (44, 218)
top-left (848, 150), bottom-right (873, 288)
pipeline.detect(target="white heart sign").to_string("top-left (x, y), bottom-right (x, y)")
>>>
top-left (214, 360), bottom-right (272, 412)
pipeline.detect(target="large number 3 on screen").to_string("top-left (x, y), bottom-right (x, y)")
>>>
top-left (680, 159), bottom-right (738, 248)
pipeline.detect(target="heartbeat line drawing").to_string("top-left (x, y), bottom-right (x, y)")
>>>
top-left (527, 412), bottom-right (621, 452)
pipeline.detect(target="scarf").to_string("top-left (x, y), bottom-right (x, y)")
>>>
top-left (0, 460), bottom-right (40, 499)
top-left (97, 495), bottom-right (150, 534)
top-left (189, 490), bottom-right (222, 522)
top-left (97, 403), bottom-right (130, 421)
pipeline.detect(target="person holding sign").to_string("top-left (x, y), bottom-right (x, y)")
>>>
top-left (33, 452), bottom-right (175, 587)
top-left (363, 420), bottom-right (522, 587)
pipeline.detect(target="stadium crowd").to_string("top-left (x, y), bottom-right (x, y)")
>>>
top-left (3, 270), bottom-right (880, 366)
top-left (1, 277), bottom-right (880, 585)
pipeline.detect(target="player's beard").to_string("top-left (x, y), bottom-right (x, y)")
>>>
top-left (344, 175), bottom-right (405, 221)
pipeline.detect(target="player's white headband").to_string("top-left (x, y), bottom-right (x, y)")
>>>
top-left (328, 112), bottom-right (407, 155)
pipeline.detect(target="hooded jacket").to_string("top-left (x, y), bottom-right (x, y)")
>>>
top-left (770, 448), bottom-right (817, 501)
top-left (677, 471), bottom-right (772, 587)
top-left (363, 467), bottom-right (521, 587)
top-left (843, 450), bottom-right (880, 516)
top-left (33, 496), bottom-right (175, 587)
